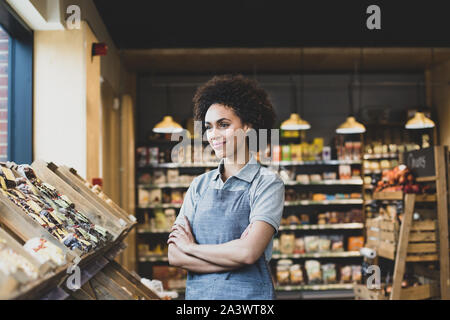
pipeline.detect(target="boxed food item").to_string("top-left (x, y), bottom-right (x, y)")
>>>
top-left (164, 209), bottom-right (176, 227)
top-left (318, 236), bottom-right (331, 252)
top-left (167, 169), bottom-right (179, 183)
top-left (281, 145), bottom-right (291, 161)
top-left (287, 215), bottom-right (301, 225)
top-left (152, 169), bottom-right (166, 184)
top-left (300, 214), bottom-right (310, 225)
top-left (329, 235), bottom-right (344, 252)
top-left (276, 259), bottom-right (292, 285)
top-left (340, 265), bottom-right (352, 283)
top-left (304, 236), bottom-right (320, 253)
top-left (296, 174), bottom-right (310, 184)
top-left (322, 146), bottom-right (331, 161)
top-left (305, 260), bottom-right (322, 284)
top-left (317, 213), bottom-right (327, 225)
top-left (310, 174), bottom-right (322, 183)
top-left (293, 237), bottom-right (305, 254)
top-left (289, 264), bottom-right (304, 285)
top-left (348, 236), bottom-right (365, 252)
top-left (338, 165), bottom-right (352, 180)
top-left (352, 265), bottom-right (362, 283)
top-left (323, 172), bottom-right (337, 181)
top-left (322, 264), bottom-right (337, 284)
top-left (171, 190), bottom-right (183, 204)
top-left (280, 234), bottom-right (295, 254)
top-left (138, 189), bottom-right (151, 206)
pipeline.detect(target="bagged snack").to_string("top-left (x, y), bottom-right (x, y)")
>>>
top-left (304, 236), bottom-right (320, 253)
top-left (329, 235), bottom-right (344, 252)
top-left (318, 236), bottom-right (331, 252)
top-left (277, 260), bottom-right (292, 285)
top-left (293, 237), bottom-right (305, 254)
top-left (322, 264), bottom-right (337, 284)
top-left (280, 234), bottom-right (295, 254)
top-left (352, 265), bottom-right (362, 283)
top-left (289, 264), bottom-right (304, 285)
top-left (305, 260), bottom-right (322, 284)
top-left (340, 265), bottom-right (352, 283)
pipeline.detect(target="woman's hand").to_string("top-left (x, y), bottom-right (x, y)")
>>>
top-left (167, 216), bottom-right (196, 253)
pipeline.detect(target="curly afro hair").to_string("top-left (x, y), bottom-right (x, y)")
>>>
top-left (193, 74), bottom-right (276, 132)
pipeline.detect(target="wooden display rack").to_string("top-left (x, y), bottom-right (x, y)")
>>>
top-left (364, 146), bottom-right (449, 300)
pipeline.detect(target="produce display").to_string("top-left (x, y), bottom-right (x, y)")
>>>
top-left (284, 189), bottom-right (362, 202)
top-left (0, 164), bottom-right (112, 254)
top-left (373, 165), bottom-right (432, 194)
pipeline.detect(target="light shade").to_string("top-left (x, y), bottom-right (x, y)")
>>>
top-left (405, 112), bottom-right (435, 129)
top-left (153, 116), bottom-right (183, 133)
top-left (336, 116), bottom-right (366, 134)
top-left (280, 113), bottom-right (311, 130)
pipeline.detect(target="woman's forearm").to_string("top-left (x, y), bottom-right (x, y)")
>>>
top-left (187, 239), bottom-right (254, 268)
top-left (168, 244), bottom-right (237, 273)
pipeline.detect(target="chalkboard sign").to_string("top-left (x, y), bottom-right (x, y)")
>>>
top-left (404, 147), bottom-right (435, 178)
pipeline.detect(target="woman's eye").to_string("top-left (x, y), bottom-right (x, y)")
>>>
top-left (220, 123), bottom-right (229, 128)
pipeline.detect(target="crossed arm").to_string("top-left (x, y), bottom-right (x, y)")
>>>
top-left (167, 216), bottom-right (274, 273)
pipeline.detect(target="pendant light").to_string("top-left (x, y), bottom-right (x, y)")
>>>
top-left (336, 48), bottom-right (366, 134)
top-left (281, 48), bottom-right (310, 130)
top-left (405, 48), bottom-right (436, 130)
top-left (153, 85), bottom-right (183, 134)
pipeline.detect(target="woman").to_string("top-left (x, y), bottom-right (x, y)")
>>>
top-left (167, 74), bottom-right (284, 300)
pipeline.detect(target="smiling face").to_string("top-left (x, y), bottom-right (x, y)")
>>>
top-left (204, 103), bottom-right (250, 161)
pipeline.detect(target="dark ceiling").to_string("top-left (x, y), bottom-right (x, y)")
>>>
top-left (93, 1), bottom-right (450, 50)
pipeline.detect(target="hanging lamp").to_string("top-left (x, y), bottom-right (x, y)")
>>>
top-left (405, 49), bottom-right (436, 130)
top-left (153, 85), bottom-right (183, 134)
top-left (280, 48), bottom-right (310, 130)
top-left (336, 48), bottom-right (366, 134)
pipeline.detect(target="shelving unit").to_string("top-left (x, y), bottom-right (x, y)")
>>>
top-left (135, 135), bottom-right (366, 298)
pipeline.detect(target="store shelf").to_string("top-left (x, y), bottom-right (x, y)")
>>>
top-left (138, 203), bottom-right (183, 209)
top-left (140, 162), bottom-right (219, 169)
top-left (138, 183), bottom-right (192, 189)
top-left (363, 153), bottom-right (399, 160)
top-left (284, 179), bottom-right (363, 186)
top-left (284, 199), bottom-right (364, 206)
top-left (276, 283), bottom-right (355, 291)
top-left (271, 251), bottom-right (362, 259)
top-left (139, 256), bottom-right (169, 262)
top-left (262, 160), bottom-right (362, 166)
top-left (137, 228), bottom-right (170, 234)
top-left (278, 223), bottom-right (364, 231)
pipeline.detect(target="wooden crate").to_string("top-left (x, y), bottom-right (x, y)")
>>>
top-left (365, 218), bottom-right (381, 249)
top-left (373, 191), bottom-right (403, 200)
top-left (378, 219), bottom-right (438, 262)
top-left (50, 164), bottom-right (136, 235)
top-left (31, 160), bottom-right (126, 241)
top-left (354, 283), bottom-right (439, 300)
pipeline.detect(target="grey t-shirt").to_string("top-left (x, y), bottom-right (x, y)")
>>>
top-left (174, 155), bottom-right (285, 262)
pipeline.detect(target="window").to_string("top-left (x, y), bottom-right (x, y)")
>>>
top-left (0, 25), bottom-right (8, 162)
top-left (0, 1), bottom-right (33, 164)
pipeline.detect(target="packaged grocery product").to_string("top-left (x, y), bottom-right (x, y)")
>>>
top-left (276, 260), bottom-right (292, 285)
top-left (323, 172), bottom-right (336, 181)
top-left (296, 174), bottom-right (310, 184)
top-left (164, 209), bottom-right (176, 227)
top-left (338, 165), bottom-right (351, 180)
top-left (340, 265), bottom-right (352, 283)
top-left (280, 234), bottom-right (295, 254)
top-left (300, 214), bottom-right (310, 225)
top-left (318, 236), bottom-right (331, 252)
top-left (138, 173), bottom-right (152, 184)
top-left (170, 190), bottom-right (183, 204)
top-left (310, 174), bottom-right (322, 183)
top-left (305, 260), bottom-right (322, 284)
top-left (322, 146), bottom-right (331, 161)
top-left (352, 265), bottom-right (362, 282)
top-left (321, 264), bottom-right (337, 284)
top-left (304, 236), bottom-right (319, 253)
top-left (287, 215), bottom-right (301, 225)
top-left (348, 236), bottom-right (365, 251)
top-left (138, 189), bottom-right (150, 206)
top-left (166, 169), bottom-right (179, 183)
top-left (272, 145), bottom-right (281, 162)
top-left (293, 237), bottom-right (305, 254)
top-left (152, 170), bottom-right (166, 184)
top-left (154, 209), bottom-right (167, 230)
top-left (272, 238), bottom-right (280, 254)
top-left (317, 213), bottom-right (327, 225)
top-left (148, 189), bottom-right (162, 203)
top-left (312, 193), bottom-right (326, 201)
top-left (289, 264), bottom-right (304, 284)
top-left (329, 235), bottom-right (344, 252)
top-left (281, 145), bottom-right (291, 161)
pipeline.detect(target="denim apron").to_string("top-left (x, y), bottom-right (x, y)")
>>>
top-left (185, 167), bottom-right (275, 300)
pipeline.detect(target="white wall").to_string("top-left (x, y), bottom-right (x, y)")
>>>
top-left (33, 24), bottom-right (87, 177)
